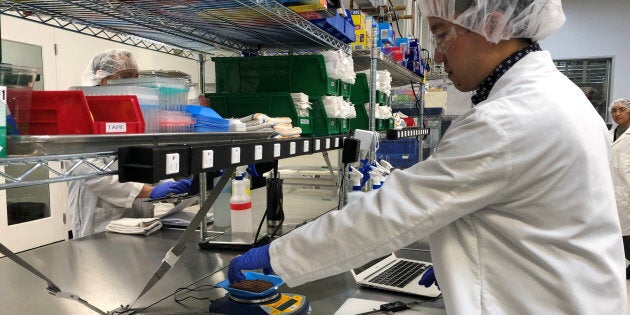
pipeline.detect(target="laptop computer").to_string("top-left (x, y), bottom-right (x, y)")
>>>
top-left (350, 253), bottom-right (441, 298)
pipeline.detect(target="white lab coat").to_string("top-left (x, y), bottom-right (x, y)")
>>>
top-left (269, 51), bottom-right (627, 314)
top-left (68, 158), bottom-right (144, 238)
top-left (610, 126), bottom-right (630, 235)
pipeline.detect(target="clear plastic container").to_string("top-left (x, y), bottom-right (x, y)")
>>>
top-left (230, 175), bottom-right (253, 233)
top-left (1, 64), bottom-right (39, 136)
top-left (107, 77), bottom-right (190, 112)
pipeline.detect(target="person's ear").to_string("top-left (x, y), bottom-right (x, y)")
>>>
top-left (483, 11), bottom-right (508, 42)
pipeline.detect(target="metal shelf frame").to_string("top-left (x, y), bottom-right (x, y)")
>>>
top-left (1, 0), bottom-right (350, 59)
top-left (352, 50), bottom-right (424, 87)
top-left (0, 132), bottom-right (351, 189)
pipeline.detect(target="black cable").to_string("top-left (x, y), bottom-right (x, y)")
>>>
top-left (173, 284), bottom-right (220, 304)
top-left (388, 0), bottom-right (404, 39)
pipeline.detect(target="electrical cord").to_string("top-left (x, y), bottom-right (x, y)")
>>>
top-left (132, 266), bottom-right (228, 314)
top-left (388, 0), bottom-right (404, 40)
top-left (173, 284), bottom-right (221, 303)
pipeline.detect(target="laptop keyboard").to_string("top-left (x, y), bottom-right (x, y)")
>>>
top-left (368, 260), bottom-right (429, 288)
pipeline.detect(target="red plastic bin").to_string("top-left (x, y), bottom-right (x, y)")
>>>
top-left (13, 90), bottom-right (95, 135)
top-left (9, 91), bottom-right (145, 135)
top-left (85, 95), bottom-right (145, 134)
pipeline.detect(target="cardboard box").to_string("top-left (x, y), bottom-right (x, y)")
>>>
top-left (351, 11), bottom-right (366, 30)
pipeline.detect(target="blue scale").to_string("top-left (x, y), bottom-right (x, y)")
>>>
top-left (211, 272), bottom-right (310, 315)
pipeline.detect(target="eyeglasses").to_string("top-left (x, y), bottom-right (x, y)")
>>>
top-left (612, 107), bottom-right (628, 114)
top-left (431, 25), bottom-right (470, 55)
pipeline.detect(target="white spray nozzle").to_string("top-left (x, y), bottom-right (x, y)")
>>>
top-left (350, 166), bottom-right (363, 190)
top-left (379, 160), bottom-right (394, 172)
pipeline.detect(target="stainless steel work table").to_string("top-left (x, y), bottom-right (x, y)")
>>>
top-left (1, 188), bottom-right (446, 314)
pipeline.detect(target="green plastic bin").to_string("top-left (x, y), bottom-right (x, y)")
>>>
top-left (351, 73), bottom-right (389, 104)
top-left (206, 92), bottom-right (313, 136)
top-left (339, 118), bottom-right (350, 134)
top-left (213, 55), bottom-right (339, 97)
top-left (339, 80), bottom-right (352, 99)
top-left (310, 97), bottom-right (340, 136)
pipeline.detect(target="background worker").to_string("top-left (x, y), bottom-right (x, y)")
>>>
top-left (68, 49), bottom-right (192, 238)
top-left (610, 98), bottom-right (630, 279)
top-left (228, 0), bottom-right (627, 314)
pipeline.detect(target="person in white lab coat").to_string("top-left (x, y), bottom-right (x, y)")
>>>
top-left (609, 98), bottom-right (630, 279)
top-left (68, 49), bottom-right (192, 238)
top-left (229, 0), bottom-right (627, 314)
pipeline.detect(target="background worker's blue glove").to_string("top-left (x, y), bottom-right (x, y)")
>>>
top-left (228, 244), bottom-right (273, 283)
top-left (149, 178), bottom-right (192, 199)
top-left (419, 265), bottom-right (440, 289)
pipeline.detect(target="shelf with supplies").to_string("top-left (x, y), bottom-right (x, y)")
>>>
top-left (0, 132), bottom-right (350, 190)
top-left (352, 50), bottom-right (424, 87)
top-left (1, 0), bottom-right (350, 59)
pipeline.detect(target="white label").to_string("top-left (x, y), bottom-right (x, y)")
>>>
top-left (325, 138), bottom-right (331, 149)
top-left (202, 150), bottom-right (213, 169)
top-left (315, 139), bottom-right (321, 151)
top-left (231, 147), bottom-right (241, 164)
top-left (303, 140), bottom-right (310, 153)
top-left (289, 142), bottom-right (296, 155)
top-left (254, 145), bottom-right (263, 160)
top-left (300, 118), bottom-right (309, 125)
top-left (165, 153), bottom-right (179, 175)
top-left (335, 138), bottom-right (340, 147)
top-left (0, 86), bottom-right (6, 127)
top-left (105, 122), bottom-right (127, 133)
top-left (274, 143), bottom-right (281, 157)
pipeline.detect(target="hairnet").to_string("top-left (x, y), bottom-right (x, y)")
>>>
top-left (611, 99), bottom-right (630, 111)
top-left (419, 0), bottom-right (566, 44)
top-left (81, 49), bottom-right (138, 86)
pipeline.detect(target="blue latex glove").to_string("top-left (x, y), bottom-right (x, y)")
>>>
top-left (228, 244), bottom-right (273, 283)
top-left (419, 265), bottom-right (440, 289)
top-left (149, 178), bottom-right (192, 199)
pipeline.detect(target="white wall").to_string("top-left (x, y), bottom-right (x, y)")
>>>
top-left (541, 0), bottom-right (629, 103)
top-left (1, 15), bottom-right (216, 90)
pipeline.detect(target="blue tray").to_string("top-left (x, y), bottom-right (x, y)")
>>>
top-left (215, 272), bottom-right (284, 299)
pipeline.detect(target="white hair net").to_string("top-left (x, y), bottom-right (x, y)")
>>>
top-left (611, 99), bottom-right (630, 111)
top-left (81, 49), bottom-right (138, 86)
top-left (419, 0), bottom-right (566, 44)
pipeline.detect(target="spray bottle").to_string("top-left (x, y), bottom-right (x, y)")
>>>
top-left (230, 167), bottom-right (252, 233)
top-left (369, 166), bottom-right (385, 190)
top-left (347, 166), bottom-right (365, 204)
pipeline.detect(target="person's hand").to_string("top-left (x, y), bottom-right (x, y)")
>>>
top-left (228, 244), bottom-right (273, 283)
top-left (419, 265), bottom-right (439, 289)
top-left (149, 178), bottom-right (192, 199)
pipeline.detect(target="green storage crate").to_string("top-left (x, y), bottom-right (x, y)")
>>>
top-left (376, 118), bottom-right (392, 131)
top-left (213, 55), bottom-right (339, 96)
top-left (206, 92), bottom-right (313, 136)
top-left (310, 97), bottom-right (340, 136)
top-left (339, 118), bottom-right (350, 133)
top-left (350, 73), bottom-right (369, 105)
top-left (339, 80), bottom-right (352, 99)
top-left (350, 101), bottom-right (370, 131)
top-left (351, 73), bottom-right (389, 104)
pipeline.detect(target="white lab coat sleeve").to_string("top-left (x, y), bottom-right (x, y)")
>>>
top-left (73, 158), bottom-right (144, 208)
top-left (81, 175), bottom-right (144, 208)
top-left (270, 109), bottom-right (513, 287)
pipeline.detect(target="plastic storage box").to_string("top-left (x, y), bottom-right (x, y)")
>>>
top-left (107, 77), bottom-right (189, 112)
top-left (213, 55), bottom-right (339, 97)
top-left (71, 85), bottom-right (160, 133)
top-left (376, 138), bottom-right (419, 169)
top-left (85, 95), bottom-right (145, 134)
top-left (10, 91), bottom-right (145, 135)
top-left (1, 64), bottom-right (39, 138)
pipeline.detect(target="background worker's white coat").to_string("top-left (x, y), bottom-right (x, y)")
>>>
top-left (610, 127), bottom-right (630, 235)
top-left (269, 51), bottom-right (627, 314)
top-left (68, 158), bottom-right (144, 238)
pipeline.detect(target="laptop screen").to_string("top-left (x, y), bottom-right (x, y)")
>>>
top-left (352, 255), bottom-right (390, 275)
